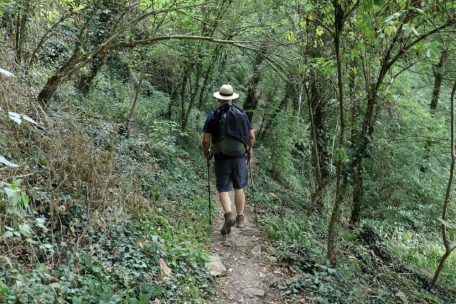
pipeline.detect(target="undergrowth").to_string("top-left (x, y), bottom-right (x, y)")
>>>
top-left (0, 66), bottom-right (215, 303)
top-left (254, 163), bottom-right (456, 304)
top-left (261, 208), bottom-right (456, 303)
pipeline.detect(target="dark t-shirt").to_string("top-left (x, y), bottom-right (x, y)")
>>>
top-left (203, 110), bottom-right (252, 162)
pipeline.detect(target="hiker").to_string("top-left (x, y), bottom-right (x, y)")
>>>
top-left (202, 84), bottom-right (255, 235)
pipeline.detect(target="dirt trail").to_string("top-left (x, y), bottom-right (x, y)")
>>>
top-left (206, 182), bottom-right (292, 303)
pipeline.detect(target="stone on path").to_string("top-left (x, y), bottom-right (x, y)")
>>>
top-left (395, 291), bottom-right (408, 304)
top-left (224, 234), bottom-right (249, 247)
top-left (268, 256), bottom-right (278, 263)
top-left (159, 258), bottom-right (172, 279)
top-left (205, 254), bottom-right (227, 277)
top-left (251, 245), bottom-right (262, 256)
top-left (242, 287), bottom-right (265, 297)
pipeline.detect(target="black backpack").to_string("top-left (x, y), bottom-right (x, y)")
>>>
top-left (210, 105), bottom-right (247, 156)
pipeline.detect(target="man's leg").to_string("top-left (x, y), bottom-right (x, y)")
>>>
top-left (231, 158), bottom-right (248, 228)
top-left (234, 188), bottom-right (245, 216)
top-left (234, 188), bottom-right (246, 228)
top-left (219, 192), bottom-right (232, 213)
top-left (219, 191), bottom-right (236, 235)
top-left (214, 161), bottom-right (236, 235)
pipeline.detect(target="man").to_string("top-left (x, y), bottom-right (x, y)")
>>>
top-left (202, 84), bottom-right (255, 235)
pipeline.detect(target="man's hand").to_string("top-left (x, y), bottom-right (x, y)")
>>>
top-left (204, 149), bottom-right (211, 159)
top-left (202, 133), bottom-right (211, 159)
top-left (246, 149), bottom-right (253, 160)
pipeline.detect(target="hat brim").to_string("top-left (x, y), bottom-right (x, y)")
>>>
top-left (213, 92), bottom-right (239, 100)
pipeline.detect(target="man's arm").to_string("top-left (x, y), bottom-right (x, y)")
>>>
top-left (246, 129), bottom-right (255, 159)
top-left (202, 132), bottom-right (212, 159)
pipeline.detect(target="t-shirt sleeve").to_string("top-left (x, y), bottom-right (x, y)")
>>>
top-left (202, 112), bottom-right (213, 133)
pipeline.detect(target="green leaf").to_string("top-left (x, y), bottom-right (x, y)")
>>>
top-left (139, 0), bottom-right (152, 10)
top-left (0, 155), bottom-right (18, 168)
top-left (26, 238), bottom-right (38, 244)
top-left (12, 192), bottom-right (21, 206)
top-left (4, 187), bottom-right (15, 198)
top-left (437, 218), bottom-right (456, 229)
top-left (2, 231), bottom-right (13, 238)
top-left (35, 218), bottom-right (48, 230)
top-left (286, 31), bottom-right (297, 43)
top-left (21, 193), bottom-right (30, 210)
top-left (384, 15), bottom-right (395, 23)
top-left (139, 293), bottom-right (153, 304)
top-left (19, 223), bottom-right (31, 236)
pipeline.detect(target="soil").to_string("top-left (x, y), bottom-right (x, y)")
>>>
top-left (207, 190), bottom-right (295, 304)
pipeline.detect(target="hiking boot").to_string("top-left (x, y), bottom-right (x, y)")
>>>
top-left (221, 212), bottom-right (236, 235)
top-left (236, 214), bottom-right (245, 228)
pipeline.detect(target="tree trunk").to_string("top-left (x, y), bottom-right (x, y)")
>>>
top-left (182, 61), bottom-right (202, 132)
top-left (14, 7), bottom-right (28, 67)
top-left (243, 54), bottom-right (263, 123)
top-left (432, 80), bottom-right (456, 284)
top-left (422, 50), bottom-right (449, 171)
top-left (77, 53), bottom-right (108, 94)
top-left (327, 2), bottom-right (346, 266)
top-left (125, 61), bottom-right (146, 133)
top-left (350, 159), bottom-right (364, 226)
top-left (348, 90), bottom-right (376, 224)
top-left (430, 50), bottom-right (449, 115)
top-left (38, 74), bottom-right (63, 103)
top-left (76, 2), bottom-right (119, 94)
top-left (180, 65), bottom-right (191, 131)
top-left (307, 77), bottom-right (330, 215)
top-left (349, 66), bottom-right (362, 227)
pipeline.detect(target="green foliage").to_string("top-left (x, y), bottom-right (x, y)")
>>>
top-left (385, 226), bottom-right (456, 286)
top-left (267, 216), bottom-right (314, 246)
top-left (257, 113), bottom-right (309, 192)
top-left (0, 205), bottom-right (213, 303)
top-left (2, 0), bottom-right (456, 302)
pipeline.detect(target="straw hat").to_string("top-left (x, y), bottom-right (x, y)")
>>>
top-left (213, 84), bottom-right (239, 100)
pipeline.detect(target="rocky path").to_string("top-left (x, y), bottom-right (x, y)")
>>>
top-left (206, 190), bottom-right (292, 304)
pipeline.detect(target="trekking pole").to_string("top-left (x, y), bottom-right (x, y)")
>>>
top-left (207, 157), bottom-right (212, 226)
top-left (248, 159), bottom-right (257, 226)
